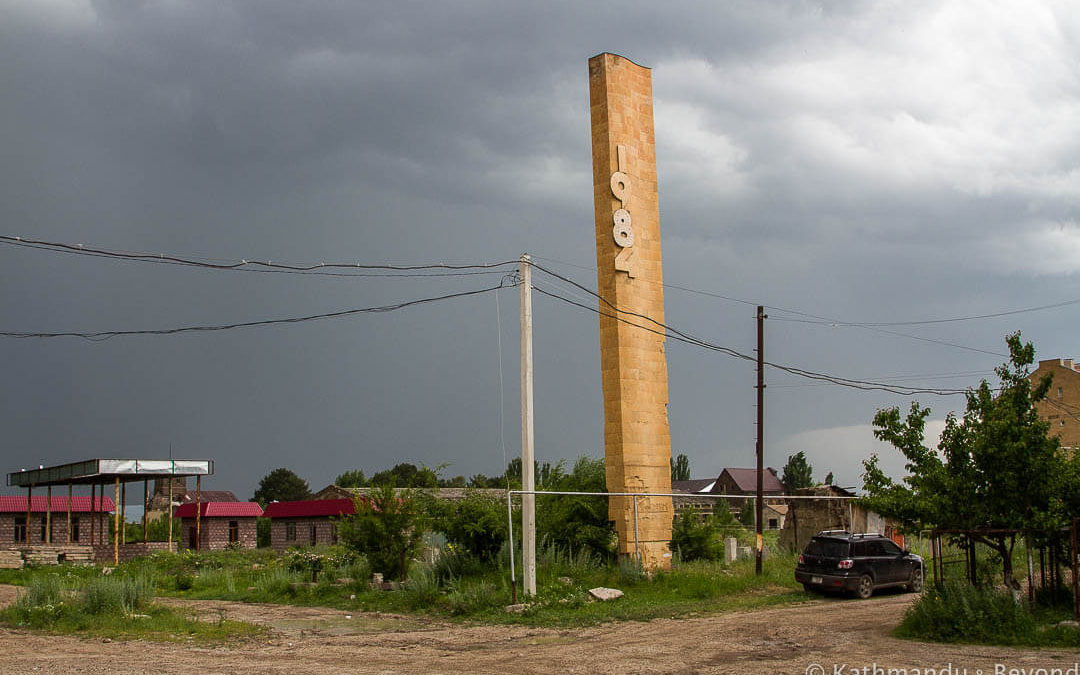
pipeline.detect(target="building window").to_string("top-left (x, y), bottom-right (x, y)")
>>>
top-left (14, 515), bottom-right (27, 543)
top-left (286, 522), bottom-right (297, 541)
top-left (71, 516), bottom-right (80, 542)
top-left (768, 518), bottom-right (778, 530)
top-left (1059, 387), bottom-right (1064, 400)
top-left (309, 523), bottom-right (318, 546)
top-left (228, 520), bottom-right (239, 543)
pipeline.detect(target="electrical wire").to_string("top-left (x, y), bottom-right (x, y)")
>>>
top-left (0, 235), bottom-right (518, 278)
top-left (0, 280), bottom-right (514, 341)
top-left (529, 281), bottom-right (970, 396)
top-left (529, 254), bottom-right (1055, 357)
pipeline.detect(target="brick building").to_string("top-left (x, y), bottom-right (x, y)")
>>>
top-left (263, 498), bottom-right (356, 552)
top-left (1030, 358), bottom-right (1080, 451)
top-left (174, 501), bottom-right (262, 551)
top-left (0, 495), bottom-right (114, 546)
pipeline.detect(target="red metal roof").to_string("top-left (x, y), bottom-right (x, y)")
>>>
top-left (174, 501), bottom-right (263, 518)
top-left (0, 496), bottom-right (115, 513)
top-left (262, 498), bottom-right (356, 519)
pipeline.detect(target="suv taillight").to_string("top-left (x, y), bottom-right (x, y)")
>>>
top-left (838, 559), bottom-right (854, 570)
top-left (798, 554), bottom-right (805, 564)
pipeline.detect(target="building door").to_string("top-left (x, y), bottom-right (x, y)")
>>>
top-left (310, 523), bottom-right (318, 546)
top-left (188, 526), bottom-right (198, 550)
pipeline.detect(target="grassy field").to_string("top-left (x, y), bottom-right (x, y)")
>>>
top-left (0, 544), bottom-right (810, 635)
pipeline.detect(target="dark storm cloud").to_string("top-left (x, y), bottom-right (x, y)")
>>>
top-left (1, 1), bottom-right (1078, 499)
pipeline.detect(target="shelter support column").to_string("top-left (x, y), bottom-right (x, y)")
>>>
top-left (113, 477), bottom-right (120, 565)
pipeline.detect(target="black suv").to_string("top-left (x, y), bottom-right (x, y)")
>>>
top-left (795, 531), bottom-right (924, 599)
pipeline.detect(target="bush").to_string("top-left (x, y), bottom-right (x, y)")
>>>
top-left (402, 566), bottom-right (440, 610)
top-left (446, 579), bottom-right (500, 616)
top-left (535, 457), bottom-right (615, 560)
top-left (432, 490), bottom-right (508, 561)
top-left (671, 507), bottom-right (724, 562)
top-left (337, 485), bottom-right (425, 581)
top-left (80, 573), bottom-right (154, 615)
top-left (897, 581), bottom-right (1036, 644)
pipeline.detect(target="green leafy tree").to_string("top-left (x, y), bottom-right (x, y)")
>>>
top-left (252, 468), bottom-right (312, 507)
top-left (535, 456), bottom-right (615, 559)
top-left (738, 499), bottom-right (756, 528)
top-left (781, 451), bottom-right (813, 492)
top-left (862, 333), bottom-right (1075, 590)
top-left (431, 490), bottom-right (508, 560)
top-left (670, 453), bottom-right (691, 482)
top-left (370, 462), bottom-right (439, 488)
top-left (824, 472), bottom-right (834, 486)
top-left (439, 475), bottom-right (467, 488)
top-left (337, 484), bottom-right (425, 581)
top-left (335, 469), bottom-right (369, 488)
top-left (671, 506), bottom-right (723, 561)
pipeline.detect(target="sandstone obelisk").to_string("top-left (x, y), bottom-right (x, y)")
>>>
top-left (588, 53), bottom-right (672, 569)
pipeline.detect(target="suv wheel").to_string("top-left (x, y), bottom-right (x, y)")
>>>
top-left (907, 566), bottom-right (923, 593)
top-left (855, 574), bottom-right (874, 599)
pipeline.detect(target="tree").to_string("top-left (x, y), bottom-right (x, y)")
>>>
top-left (430, 490), bottom-right (508, 560)
top-left (337, 484), bottom-right (425, 581)
top-left (335, 469), bottom-right (369, 488)
top-left (370, 462), bottom-right (439, 488)
top-left (670, 453), bottom-right (691, 482)
top-left (861, 333), bottom-right (1075, 590)
top-left (535, 456), bottom-right (615, 559)
top-left (824, 472), bottom-right (834, 486)
top-left (252, 468), bottom-right (312, 507)
top-left (738, 499), bottom-right (756, 528)
top-left (781, 451), bottom-right (813, 492)
top-left (671, 506), bottom-right (723, 561)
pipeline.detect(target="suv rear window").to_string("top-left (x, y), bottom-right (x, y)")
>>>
top-left (804, 538), bottom-right (849, 558)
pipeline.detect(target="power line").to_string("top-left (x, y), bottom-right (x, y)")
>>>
top-left (529, 280), bottom-right (969, 397)
top-left (531, 254), bottom-right (1062, 355)
top-left (0, 280), bottom-right (514, 342)
top-left (0, 235), bottom-right (518, 278)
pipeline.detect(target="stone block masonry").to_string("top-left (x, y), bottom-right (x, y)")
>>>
top-left (589, 53), bottom-right (673, 569)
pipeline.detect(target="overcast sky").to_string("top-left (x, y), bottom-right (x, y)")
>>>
top-left (2, 1), bottom-right (1078, 502)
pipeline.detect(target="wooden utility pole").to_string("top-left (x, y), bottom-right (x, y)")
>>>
top-left (46, 486), bottom-right (52, 544)
top-left (520, 254), bottom-right (536, 596)
top-left (755, 306), bottom-right (767, 575)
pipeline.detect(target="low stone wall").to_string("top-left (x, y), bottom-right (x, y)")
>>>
top-left (0, 545), bottom-right (96, 567)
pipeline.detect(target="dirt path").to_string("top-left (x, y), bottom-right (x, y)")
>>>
top-left (1, 585), bottom-right (1077, 674)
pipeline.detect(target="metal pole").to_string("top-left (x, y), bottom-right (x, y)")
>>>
top-left (113, 477), bottom-right (120, 565)
top-left (121, 483), bottom-right (127, 545)
top-left (755, 306), bottom-right (766, 575)
top-left (66, 483), bottom-right (72, 544)
top-left (507, 491), bottom-right (517, 605)
top-left (46, 486), bottom-right (52, 544)
top-left (520, 254), bottom-right (536, 596)
top-left (90, 484), bottom-right (96, 548)
top-left (25, 484), bottom-right (32, 546)
top-left (632, 496), bottom-right (640, 564)
top-left (142, 480), bottom-right (149, 542)
top-left (195, 475), bottom-right (202, 552)
top-left (167, 466), bottom-right (174, 550)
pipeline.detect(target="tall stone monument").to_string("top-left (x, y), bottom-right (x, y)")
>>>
top-left (588, 53), bottom-right (673, 569)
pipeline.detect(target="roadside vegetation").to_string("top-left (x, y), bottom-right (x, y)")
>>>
top-left (0, 566), bottom-right (262, 642)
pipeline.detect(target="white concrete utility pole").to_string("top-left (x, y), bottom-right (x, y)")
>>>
top-left (520, 254), bottom-right (536, 596)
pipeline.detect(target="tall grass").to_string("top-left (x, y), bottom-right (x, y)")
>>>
top-left (897, 581), bottom-right (1037, 645)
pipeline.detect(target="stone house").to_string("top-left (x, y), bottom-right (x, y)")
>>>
top-left (779, 485), bottom-right (904, 552)
top-left (0, 495), bottom-right (115, 546)
top-left (672, 468), bottom-right (785, 519)
top-left (263, 498), bottom-right (356, 552)
top-left (174, 501), bottom-right (262, 551)
top-left (1030, 358), bottom-right (1080, 451)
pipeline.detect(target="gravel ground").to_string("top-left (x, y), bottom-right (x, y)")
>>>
top-left (1, 583), bottom-right (1077, 674)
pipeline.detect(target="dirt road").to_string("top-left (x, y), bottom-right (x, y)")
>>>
top-left (1, 585), bottom-right (1076, 674)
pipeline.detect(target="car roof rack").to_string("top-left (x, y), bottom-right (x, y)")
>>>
top-left (816, 529), bottom-right (850, 536)
top-left (850, 532), bottom-right (885, 539)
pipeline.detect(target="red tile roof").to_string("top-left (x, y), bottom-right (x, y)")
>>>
top-left (262, 498), bottom-right (356, 519)
top-left (0, 496), bottom-right (115, 513)
top-left (174, 501), bottom-right (263, 518)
